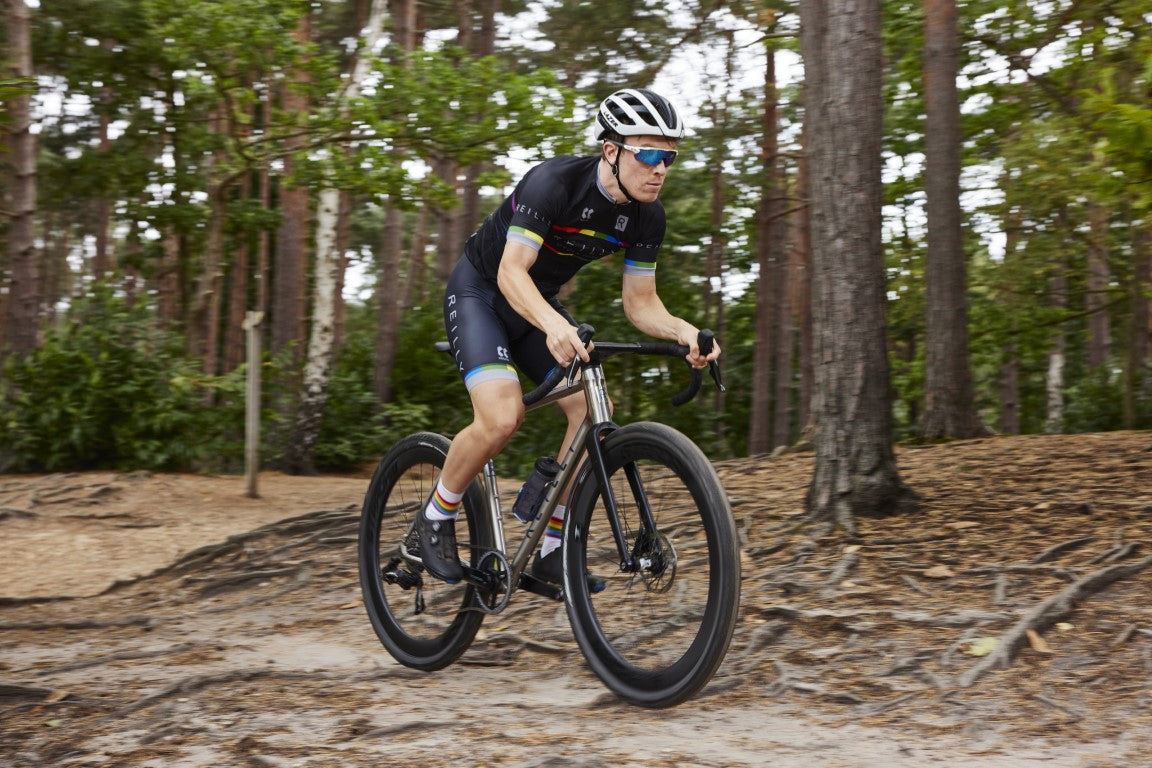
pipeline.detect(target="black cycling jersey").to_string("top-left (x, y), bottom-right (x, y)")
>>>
top-left (463, 155), bottom-right (667, 297)
top-left (446, 154), bottom-right (668, 391)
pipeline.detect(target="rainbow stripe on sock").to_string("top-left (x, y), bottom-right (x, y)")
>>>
top-left (545, 513), bottom-right (563, 540)
top-left (431, 488), bottom-right (462, 518)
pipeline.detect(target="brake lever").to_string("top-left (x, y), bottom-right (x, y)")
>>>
top-left (708, 360), bottom-right (726, 393)
top-left (566, 322), bottom-right (596, 385)
top-left (696, 329), bottom-right (725, 394)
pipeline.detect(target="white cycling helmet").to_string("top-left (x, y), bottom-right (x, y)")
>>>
top-left (596, 88), bottom-right (685, 141)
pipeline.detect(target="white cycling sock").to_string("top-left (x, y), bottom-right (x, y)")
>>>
top-left (424, 480), bottom-right (463, 521)
top-left (539, 505), bottom-right (566, 557)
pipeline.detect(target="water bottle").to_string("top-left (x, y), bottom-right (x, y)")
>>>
top-left (511, 456), bottom-right (561, 522)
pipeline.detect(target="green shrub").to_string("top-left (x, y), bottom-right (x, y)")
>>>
top-left (0, 292), bottom-right (218, 472)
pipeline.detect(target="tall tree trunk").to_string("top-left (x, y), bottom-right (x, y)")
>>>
top-left (272, 15), bottom-right (313, 363)
top-left (157, 233), bottom-right (181, 329)
top-left (190, 181), bottom-right (229, 379)
top-left (794, 118), bottom-right (814, 436)
top-left (273, 183), bottom-right (309, 362)
top-left (1124, 225), bottom-right (1151, 428)
top-left (1045, 260), bottom-right (1067, 434)
top-left (456, 0), bottom-right (498, 242)
top-left (375, 203), bottom-right (405, 405)
top-left (800, 0), bottom-right (916, 531)
top-left (256, 166), bottom-right (271, 317)
top-left (434, 156), bottom-right (463, 284)
top-left (1085, 201), bottom-right (1111, 369)
top-left (93, 53), bottom-right (114, 282)
top-left (997, 203), bottom-right (1022, 434)
top-left (772, 206), bottom-right (794, 449)
top-left (333, 189), bottom-right (353, 349)
top-left (920, 0), bottom-right (987, 440)
top-left (3, 0), bottom-right (40, 358)
top-left (285, 187), bottom-right (343, 474)
top-left (286, 0), bottom-right (387, 474)
top-left (188, 108), bottom-right (230, 379)
top-left (749, 41), bottom-right (780, 455)
top-left (224, 175), bottom-right (254, 373)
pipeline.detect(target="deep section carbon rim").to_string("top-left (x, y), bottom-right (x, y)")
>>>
top-left (564, 422), bottom-right (741, 707)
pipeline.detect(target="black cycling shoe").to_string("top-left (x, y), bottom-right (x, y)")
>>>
top-left (417, 513), bottom-right (464, 584)
top-left (532, 549), bottom-right (606, 593)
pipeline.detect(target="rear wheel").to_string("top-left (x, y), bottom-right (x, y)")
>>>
top-left (358, 432), bottom-right (493, 670)
top-left (563, 422), bottom-right (741, 707)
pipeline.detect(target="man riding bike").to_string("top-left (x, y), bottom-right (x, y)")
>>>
top-left (418, 87), bottom-right (720, 585)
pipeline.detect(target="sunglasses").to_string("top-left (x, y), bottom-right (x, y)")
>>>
top-left (609, 140), bottom-right (678, 168)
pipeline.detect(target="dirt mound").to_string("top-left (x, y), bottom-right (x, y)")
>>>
top-left (2, 432), bottom-right (1150, 767)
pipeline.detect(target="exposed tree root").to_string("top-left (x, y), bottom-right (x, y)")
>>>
top-left (958, 554), bottom-right (1152, 687)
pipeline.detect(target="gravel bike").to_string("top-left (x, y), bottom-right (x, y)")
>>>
top-left (358, 324), bottom-right (740, 708)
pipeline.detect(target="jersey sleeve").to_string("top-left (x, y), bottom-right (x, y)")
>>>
top-left (505, 165), bottom-right (567, 253)
top-left (622, 204), bottom-right (666, 279)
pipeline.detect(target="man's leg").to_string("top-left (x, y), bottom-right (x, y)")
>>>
top-left (531, 389), bottom-right (608, 593)
top-left (419, 379), bottom-right (524, 583)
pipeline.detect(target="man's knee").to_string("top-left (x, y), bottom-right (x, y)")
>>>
top-left (479, 406), bottom-right (524, 440)
top-left (470, 383), bottom-right (525, 443)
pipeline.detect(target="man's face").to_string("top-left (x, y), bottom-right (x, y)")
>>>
top-left (606, 135), bottom-right (679, 203)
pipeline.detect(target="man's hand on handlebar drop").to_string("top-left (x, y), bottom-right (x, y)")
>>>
top-left (680, 327), bottom-right (721, 370)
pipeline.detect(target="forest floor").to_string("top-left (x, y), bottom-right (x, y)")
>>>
top-left (1, 431), bottom-right (1151, 768)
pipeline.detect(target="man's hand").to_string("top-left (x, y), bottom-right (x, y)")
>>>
top-left (545, 315), bottom-right (591, 367)
top-left (678, 324), bottom-right (721, 370)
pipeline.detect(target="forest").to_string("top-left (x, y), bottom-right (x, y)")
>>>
top-left (1, 0), bottom-right (1149, 504)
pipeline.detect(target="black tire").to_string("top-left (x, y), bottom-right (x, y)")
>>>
top-left (563, 422), bottom-right (741, 707)
top-left (358, 432), bottom-right (493, 670)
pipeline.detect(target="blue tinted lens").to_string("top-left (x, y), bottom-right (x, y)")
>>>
top-left (634, 147), bottom-right (677, 167)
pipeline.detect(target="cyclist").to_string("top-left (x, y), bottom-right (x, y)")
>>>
top-left (419, 87), bottom-right (720, 585)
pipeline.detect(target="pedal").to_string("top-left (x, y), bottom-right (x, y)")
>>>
top-left (518, 572), bottom-right (563, 601)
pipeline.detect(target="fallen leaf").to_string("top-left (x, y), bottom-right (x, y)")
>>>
top-left (1027, 629), bottom-right (1053, 654)
top-left (1055, 622), bottom-right (1074, 632)
top-left (44, 690), bottom-right (69, 704)
top-left (922, 565), bottom-right (955, 579)
top-left (961, 637), bottom-right (999, 657)
top-left (944, 521), bottom-right (980, 530)
top-left (844, 544), bottom-right (862, 554)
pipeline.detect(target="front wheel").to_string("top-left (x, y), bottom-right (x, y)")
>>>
top-left (358, 432), bottom-right (493, 670)
top-left (562, 422), bottom-right (741, 708)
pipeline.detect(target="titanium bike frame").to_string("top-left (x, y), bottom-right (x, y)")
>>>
top-left (448, 325), bottom-right (720, 605)
top-left (472, 356), bottom-right (626, 600)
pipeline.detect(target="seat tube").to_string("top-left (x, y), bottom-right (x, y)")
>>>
top-left (481, 459), bottom-right (506, 555)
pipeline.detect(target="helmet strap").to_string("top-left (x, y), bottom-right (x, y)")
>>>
top-left (608, 147), bottom-right (637, 205)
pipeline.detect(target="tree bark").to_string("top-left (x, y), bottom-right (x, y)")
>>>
top-left (800, 0), bottom-right (917, 531)
top-left (1085, 201), bottom-right (1111, 370)
top-left (749, 40), bottom-right (780, 455)
top-left (794, 119), bottom-right (814, 436)
top-left (286, 0), bottom-right (387, 474)
top-left (772, 213), bottom-right (794, 450)
top-left (374, 203), bottom-right (405, 406)
top-left (224, 175), bottom-right (254, 373)
top-left (998, 203), bottom-right (1022, 434)
top-left (919, 0), bottom-right (987, 440)
top-left (1124, 225), bottom-right (1151, 428)
top-left (272, 15), bottom-right (313, 363)
top-left (1045, 260), bottom-right (1068, 434)
top-left (3, 0), bottom-right (40, 358)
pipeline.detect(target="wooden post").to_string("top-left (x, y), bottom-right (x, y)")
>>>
top-left (244, 311), bottom-right (264, 498)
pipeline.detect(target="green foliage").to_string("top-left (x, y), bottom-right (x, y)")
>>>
top-left (0, 291), bottom-right (224, 472)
